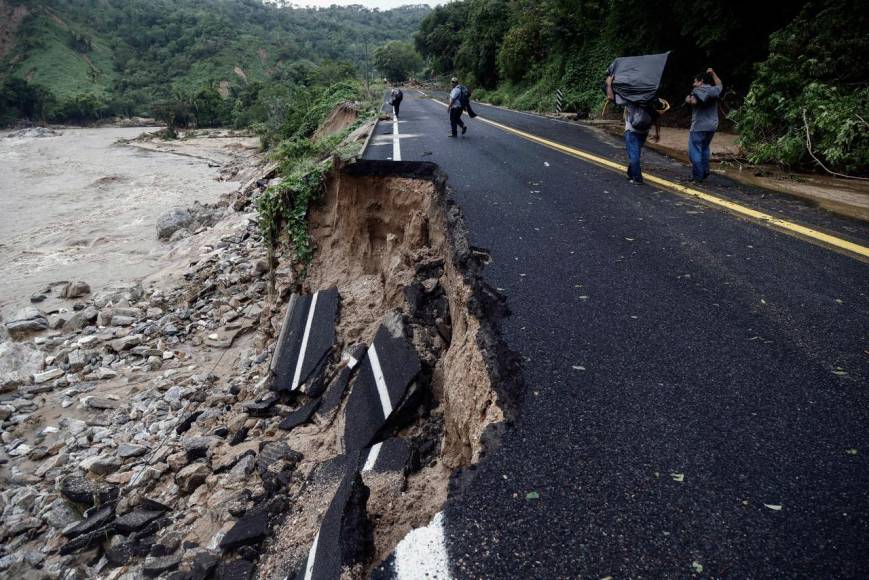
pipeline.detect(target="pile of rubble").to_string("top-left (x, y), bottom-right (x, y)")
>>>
top-left (0, 150), bottom-right (518, 579)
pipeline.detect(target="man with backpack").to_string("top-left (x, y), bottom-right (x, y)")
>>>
top-left (606, 74), bottom-right (660, 184)
top-left (685, 68), bottom-right (723, 182)
top-left (448, 77), bottom-right (470, 138)
top-left (389, 86), bottom-right (403, 119)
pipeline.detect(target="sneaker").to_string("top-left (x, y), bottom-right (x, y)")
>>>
top-left (462, 125), bottom-right (467, 135)
top-left (448, 134), bottom-right (457, 138)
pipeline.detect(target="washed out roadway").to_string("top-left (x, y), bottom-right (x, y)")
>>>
top-left (365, 91), bottom-right (869, 577)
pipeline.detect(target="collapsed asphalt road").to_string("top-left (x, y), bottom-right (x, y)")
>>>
top-left (366, 91), bottom-right (869, 577)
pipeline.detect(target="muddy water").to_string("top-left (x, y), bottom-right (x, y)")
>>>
top-left (0, 127), bottom-right (238, 317)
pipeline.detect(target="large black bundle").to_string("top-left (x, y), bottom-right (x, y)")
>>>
top-left (606, 52), bottom-right (670, 105)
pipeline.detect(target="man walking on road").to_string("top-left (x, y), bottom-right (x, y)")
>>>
top-left (389, 86), bottom-right (403, 119)
top-left (448, 77), bottom-right (467, 138)
top-left (686, 68), bottom-right (723, 181)
top-left (606, 74), bottom-right (660, 184)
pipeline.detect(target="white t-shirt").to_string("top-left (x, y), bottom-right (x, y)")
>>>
top-left (449, 86), bottom-right (463, 109)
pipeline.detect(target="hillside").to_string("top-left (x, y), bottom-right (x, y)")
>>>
top-left (0, 0), bottom-right (430, 123)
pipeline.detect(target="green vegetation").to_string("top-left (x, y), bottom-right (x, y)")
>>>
top-left (0, 0), bottom-right (428, 125)
top-left (373, 41), bottom-right (422, 83)
top-left (415, 0), bottom-right (868, 174)
top-left (256, 80), bottom-right (378, 271)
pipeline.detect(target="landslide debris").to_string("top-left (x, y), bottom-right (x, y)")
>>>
top-left (0, 148), bottom-right (519, 579)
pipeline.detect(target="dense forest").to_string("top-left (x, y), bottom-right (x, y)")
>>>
top-left (0, 0), bottom-right (429, 126)
top-left (415, 0), bottom-right (868, 174)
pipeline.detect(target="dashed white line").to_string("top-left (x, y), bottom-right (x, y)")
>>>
top-left (291, 291), bottom-right (319, 391)
top-left (362, 441), bottom-right (383, 472)
top-left (302, 531), bottom-right (320, 580)
top-left (392, 115), bottom-right (402, 161)
top-left (368, 344), bottom-right (393, 417)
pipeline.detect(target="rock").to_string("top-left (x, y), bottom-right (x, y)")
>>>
top-left (32, 368), bottom-right (64, 384)
top-left (44, 499), bottom-right (81, 529)
top-left (60, 525), bottom-right (115, 555)
top-left (95, 367), bottom-right (119, 380)
top-left (175, 410), bottom-right (203, 435)
top-left (85, 395), bottom-right (122, 409)
top-left (68, 350), bottom-right (86, 372)
top-left (157, 208), bottom-right (193, 241)
top-left (176, 463), bottom-right (210, 493)
top-left (0, 404), bottom-right (14, 420)
top-left (61, 281), bottom-right (91, 299)
top-left (0, 342), bottom-right (44, 385)
top-left (62, 306), bottom-right (98, 332)
top-left (5, 307), bottom-right (48, 335)
top-left (109, 335), bottom-right (142, 352)
top-left (256, 441), bottom-right (302, 476)
top-left (147, 355), bottom-right (163, 370)
top-left (110, 315), bottom-right (135, 327)
top-left (115, 510), bottom-right (163, 534)
top-left (105, 539), bottom-right (135, 566)
top-left (143, 554), bottom-right (182, 576)
top-left (82, 454), bottom-right (122, 475)
top-left (183, 436), bottom-right (220, 462)
top-left (118, 443), bottom-right (148, 459)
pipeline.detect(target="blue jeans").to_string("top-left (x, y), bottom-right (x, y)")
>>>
top-left (625, 131), bottom-right (647, 182)
top-left (689, 130), bottom-right (715, 180)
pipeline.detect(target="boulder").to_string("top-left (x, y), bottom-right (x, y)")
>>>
top-left (176, 463), bottom-right (210, 493)
top-left (61, 281), bottom-right (91, 299)
top-left (62, 306), bottom-right (98, 332)
top-left (157, 208), bottom-right (193, 241)
top-left (5, 307), bottom-right (48, 335)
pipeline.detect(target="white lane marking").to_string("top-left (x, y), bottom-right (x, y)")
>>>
top-left (368, 345), bottom-right (393, 417)
top-left (392, 115), bottom-right (402, 161)
top-left (291, 292), bottom-right (319, 391)
top-left (362, 441), bottom-right (383, 472)
top-left (303, 531), bottom-right (320, 580)
top-left (393, 512), bottom-right (453, 579)
top-left (347, 355), bottom-right (359, 369)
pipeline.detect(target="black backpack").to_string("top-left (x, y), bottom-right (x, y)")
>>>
top-left (459, 85), bottom-right (471, 108)
top-left (390, 88), bottom-right (403, 103)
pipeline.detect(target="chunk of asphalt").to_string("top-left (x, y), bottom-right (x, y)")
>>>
top-left (114, 510), bottom-right (163, 534)
top-left (278, 398), bottom-right (321, 432)
top-left (60, 524), bottom-right (115, 555)
top-left (60, 476), bottom-right (119, 507)
top-left (343, 324), bottom-right (421, 451)
top-left (175, 410), bottom-right (203, 434)
top-left (217, 558), bottom-right (255, 580)
top-left (317, 345), bottom-right (367, 421)
top-left (63, 504), bottom-right (115, 538)
top-left (256, 441), bottom-right (303, 475)
top-left (360, 437), bottom-right (414, 475)
top-left (191, 552), bottom-right (220, 580)
top-left (244, 394), bottom-right (278, 417)
top-left (271, 288), bottom-right (339, 393)
top-left (296, 467), bottom-right (374, 580)
top-left (219, 511), bottom-right (269, 551)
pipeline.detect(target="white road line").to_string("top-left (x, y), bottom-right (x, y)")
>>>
top-left (362, 441), bottom-right (383, 472)
top-left (303, 531), bottom-right (320, 580)
top-left (392, 115), bottom-right (402, 161)
top-left (291, 291), bottom-right (319, 391)
top-left (393, 512), bottom-right (453, 579)
top-left (368, 345), bottom-right (393, 417)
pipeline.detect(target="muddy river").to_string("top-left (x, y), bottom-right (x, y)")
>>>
top-left (0, 127), bottom-right (241, 318)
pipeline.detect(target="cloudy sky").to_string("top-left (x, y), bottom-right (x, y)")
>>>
top-left (291, 1), bottom-right (448, 8)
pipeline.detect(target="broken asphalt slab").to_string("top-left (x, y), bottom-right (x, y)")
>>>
top-left (270, 288), bottom-right (339, 394)
top-left (343, 323), bottom-right (421, 451)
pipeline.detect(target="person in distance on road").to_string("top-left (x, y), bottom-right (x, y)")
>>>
top-left (606, 74), bottom-right (660, 184)
top-left (389, 85), bottom-right (403, 119)
top-left (448, 77), bottom-right (467, 138)
top-left (685, 68), bottom-right (723, 182)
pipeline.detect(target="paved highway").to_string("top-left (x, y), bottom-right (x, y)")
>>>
top-left (366, 91), bottom-right (869, 578)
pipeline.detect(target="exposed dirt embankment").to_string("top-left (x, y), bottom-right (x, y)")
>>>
top-left (257, 160), bottom-right (522, 577)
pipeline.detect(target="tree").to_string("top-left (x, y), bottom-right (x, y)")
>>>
top-left (373, 41), bottom-right (422, 82)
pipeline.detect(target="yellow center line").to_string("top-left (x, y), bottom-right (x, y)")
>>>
top-left (428, 96), bottom-right (869, 261)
